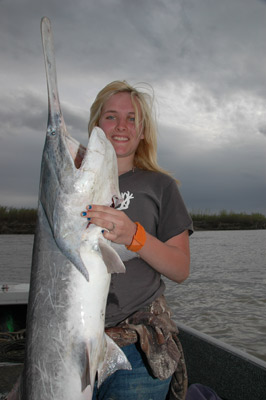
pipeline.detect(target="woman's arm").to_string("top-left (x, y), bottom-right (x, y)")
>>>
top-left (138, 230), bottom-right (190, 283)
top-left (82, 205), bottom-right (190, 283)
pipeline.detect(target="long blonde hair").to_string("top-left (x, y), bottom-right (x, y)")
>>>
top-left (88, 80), bottom-right (173, 177)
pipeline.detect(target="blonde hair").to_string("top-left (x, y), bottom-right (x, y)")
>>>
top-left (88, 80), bottom-right (173, 177)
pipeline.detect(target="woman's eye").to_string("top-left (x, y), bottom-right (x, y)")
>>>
top-left (106, 115), bottom-right (115, 120)
top-left (128, 116), bottom-right (135, 122)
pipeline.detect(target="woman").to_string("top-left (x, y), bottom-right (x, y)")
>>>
top-left (82, 80), bottom-right (193, 400)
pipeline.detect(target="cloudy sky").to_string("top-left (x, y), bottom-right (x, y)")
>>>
top-left (1, 0), bottom-right (266, 214)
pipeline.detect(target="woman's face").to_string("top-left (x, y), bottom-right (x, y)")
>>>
top-left (98, 92), bottom-right (144, 160)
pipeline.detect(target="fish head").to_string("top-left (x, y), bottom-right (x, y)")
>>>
top-left (75, 127), bottom-right (121, 205)
top-left (40, 122), bottom-right (122, 280)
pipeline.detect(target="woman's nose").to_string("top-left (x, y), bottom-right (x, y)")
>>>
top-left (116, 118), bottom-right (127, 131)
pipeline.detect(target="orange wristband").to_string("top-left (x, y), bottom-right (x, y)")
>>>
top-left (126, 222), bottom-right (146, 252)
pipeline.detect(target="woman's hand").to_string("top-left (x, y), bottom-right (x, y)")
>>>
top-left (81, 205), bottom-right (137, 246)
top-left (81, 205), bottom-right (190, 284)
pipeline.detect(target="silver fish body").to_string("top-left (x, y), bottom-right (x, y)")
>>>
top-left (9, 16), bottom-right (132, 400)
top-left (20, 128), bottom-right (131, 400)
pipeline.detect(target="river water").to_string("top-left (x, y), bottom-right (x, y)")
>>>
top-left (0, 230), bottom-right (265, 362)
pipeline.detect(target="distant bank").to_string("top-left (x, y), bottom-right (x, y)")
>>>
top-left (191, 210), bottom-right (266, 231)
top-left (0, 206), bottom-right (265, 234)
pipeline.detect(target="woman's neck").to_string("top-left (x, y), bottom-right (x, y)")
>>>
top-left (117, 156), bottom-right (134, 176)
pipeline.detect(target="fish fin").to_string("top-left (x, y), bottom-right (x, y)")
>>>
top-left (97, 333), bottom-right (132, 387)
top-left (111, 242), bottom-right (140, 261)
top-left (81, 385), bottom-right (93, 399)
top-left (98, 238), bottom-right (126, 274)
top-left (81, 346), bottom-right (91, 392)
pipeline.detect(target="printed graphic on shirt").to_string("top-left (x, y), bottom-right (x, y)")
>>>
top-left (117, 191), bottom-right (134, 210)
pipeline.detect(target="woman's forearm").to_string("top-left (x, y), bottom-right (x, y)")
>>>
top-left (137, 230), bottom-right (190, 283)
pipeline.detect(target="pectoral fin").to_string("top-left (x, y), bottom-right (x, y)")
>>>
top-left (98, 238), bottom-right (126, 274)
top-left (81, 385), bottom-right (93, 399)
top-left (97, 333), bottom-right (132, 387)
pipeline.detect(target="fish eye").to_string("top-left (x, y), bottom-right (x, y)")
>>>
top-left (47, 126), bottom-right (56, 136)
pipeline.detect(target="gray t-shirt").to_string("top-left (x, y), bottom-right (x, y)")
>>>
top-left (105, 168), bottom-right (193, 327)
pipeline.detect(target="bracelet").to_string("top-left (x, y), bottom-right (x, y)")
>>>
top-left (126, 222), bottom-right (146, 252)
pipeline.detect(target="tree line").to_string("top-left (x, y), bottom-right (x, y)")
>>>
top-left (0, 206), bottom-right (266, 234)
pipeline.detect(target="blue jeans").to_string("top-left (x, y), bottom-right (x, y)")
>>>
top-left (92, 343), bottom-right (172, 400)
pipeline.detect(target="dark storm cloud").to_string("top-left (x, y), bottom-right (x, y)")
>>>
top-left (157, 122), bottom-right (266, 214)
top-left (258, 125), bottom-right (266, 137)
top-left (0, 0), bottom-right (266, 213)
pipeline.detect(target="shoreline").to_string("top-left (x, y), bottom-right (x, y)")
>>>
top-left (0, 221), bottom-right (265, 234)
top-left (1, 206), bottom-right (266, 234)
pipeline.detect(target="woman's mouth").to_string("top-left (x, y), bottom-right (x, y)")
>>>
top-left (112, 135), bottom-right (129, 142)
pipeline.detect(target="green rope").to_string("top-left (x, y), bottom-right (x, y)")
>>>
top-left (6, 315), bottom-right (14, 332)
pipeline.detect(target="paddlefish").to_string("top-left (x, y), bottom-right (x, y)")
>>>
top-left (8, 16), bottom-right (131, 400)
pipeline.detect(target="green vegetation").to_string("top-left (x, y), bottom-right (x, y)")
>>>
top-left (0, 206), bottom-right (265, 233)
top-left (0, 206), bottom-right (37, 223)
top-left (0, 206), bottom-right (37, 234)
top-left (190, 210), bottom-right (266, 230)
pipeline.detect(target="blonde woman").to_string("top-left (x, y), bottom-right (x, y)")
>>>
top-left (83, 81), bottom-right (193, 400)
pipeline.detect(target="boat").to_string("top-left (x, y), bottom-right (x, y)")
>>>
top-left (0, 284), bottom-right (29, 306)
top-left (177, 322), bottom-right (266, 400)
top-left (0, 289), bottom-right (266, 399)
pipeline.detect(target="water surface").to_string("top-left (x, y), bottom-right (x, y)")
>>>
top-left (0, 230), bottom-right (265, 362)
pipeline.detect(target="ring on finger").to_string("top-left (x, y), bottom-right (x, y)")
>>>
top-left (109, 222), bottom-right (115, 232)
